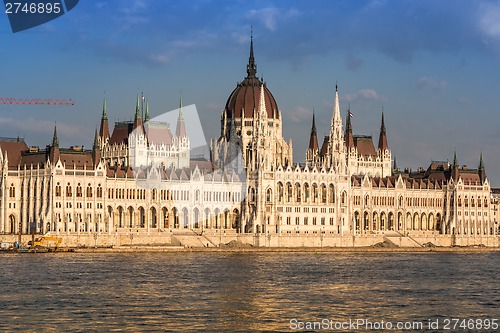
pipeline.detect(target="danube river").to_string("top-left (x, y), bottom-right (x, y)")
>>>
top-left (0, 252), bottom-right (499, 332)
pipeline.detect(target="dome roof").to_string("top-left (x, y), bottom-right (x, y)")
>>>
top-left (224, 37), bottom-right (279, 120)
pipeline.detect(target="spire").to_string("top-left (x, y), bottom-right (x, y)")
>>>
top-left (178, 94), bottom-right (184, 120)
top-left (101, 96), bottom-right (108, 120)
top-left (246, 31), bottom-right (257, 79)
top-left (93, 128), bottom-right (99, 148)
top-left (99, 96), bottom-right (110, 139)
top-left (451, 149), bottom-right (460, 180)
top-left (258, 83), bottom-right (267, 119)
top-left (308, 111), bottom-right (319, 152)
top-left (345, 107), bottom-right (354, 149)
top-left (50, 123), bottom-right (60, 163)
top-left (133, 94), bottom-right (142, 129)
top-left (478, 152), bottom-right (486, 183)
top-left (306, 111), bottom-right (319, 164)
top-left (378, 111), bottom-right (388, 150)
top-left (92, 128), bottom-right (101, 167)
top-left (176, 95), bottom-right (186, 138)
top-left (393, 155), bottom-right (398, 171)
top-left (144, 100), bottom-right (150, 122)
top-left (52, 123), bottom-right (59, 148)
top-left (332, 84), bottom-right (341, 126)
top-left (327, 83), bottom-right (345, 168)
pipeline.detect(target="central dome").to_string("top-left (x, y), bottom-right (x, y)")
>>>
top-left (224, 37), bottom-right (279, 120)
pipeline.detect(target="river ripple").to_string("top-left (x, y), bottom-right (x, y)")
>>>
top-left (0, 252), bottom-right (499, 332)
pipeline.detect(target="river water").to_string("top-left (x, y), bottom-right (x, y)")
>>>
top-left (0, 252), bottom-right (499, 332)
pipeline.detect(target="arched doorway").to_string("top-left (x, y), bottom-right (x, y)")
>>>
top-left (182, 208), bottom-right (189, 228)
top-left (9, 215), bottom-right (16, 234)
top-left (232, 208), bottom-right (240, 232)
top-left (161, 207), bottom-right (169, 228)
top-left (128, 206), bottom-right (134, 228)
top-left (194, 208), bottom-right (200, 229)
top-left (204, 208), bottom-right (211, 229)
top-left (172, 207), bottom-right (179, 228)
top-left (151, 207), bottom-right (157, 228)
top-left (388, 212), bottom-right (394, 231)
top-left (354, 211), bottom-right (360, 232)
top-left (363, 211), bottom-right (370, 231)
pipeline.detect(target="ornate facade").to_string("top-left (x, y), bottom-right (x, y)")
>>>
top-left (0, 37), bottom-right (498, 246)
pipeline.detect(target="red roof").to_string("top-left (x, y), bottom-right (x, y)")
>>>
top-left (0, 139), bottom-right (29, 167)
top-left (109, 122), bottom-right (133, 145)
top-left (225, 79), bottom-right (279, 120)
top-left (145, 122), bottom-right (173, 145)
top-left (354, 136), bottom-right (377, 157)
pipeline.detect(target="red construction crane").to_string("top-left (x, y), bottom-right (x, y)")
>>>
top-left (0, 97), bottom-right (75, 105)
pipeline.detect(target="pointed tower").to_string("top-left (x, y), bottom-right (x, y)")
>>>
top-left (50, 123), bottom-right (60, 163)
top-left (247, 32), bottom-right (257, 79)
top-left (306, 111), bottom-right (319, 164)
top-left (92, 128), bottom-right (101, 167)
top-left (133, 95), bottom-right (142, 130)
top-left (144, 100), bottom-right (150, 123)
top-left (176, 95), bottom-right (186, 138)
top-left (344, 107), bottom-right (354, 149)
top-left (99, 96), bottom-right (110, 141)
top-left (451, 150), bottom-right (460, 180)
top-left (478, 152), bottom-right (486, 183)
top-left (378, 112), bottom-right (388, 151)
top-left (327, 84), bottom-right (346, 170)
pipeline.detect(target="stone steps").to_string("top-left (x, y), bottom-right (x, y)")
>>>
top-left (384, 235), bottom-right (422, 247)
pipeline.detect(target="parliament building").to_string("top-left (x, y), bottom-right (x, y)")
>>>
top-left (1, 38), bottom-right (498, 247)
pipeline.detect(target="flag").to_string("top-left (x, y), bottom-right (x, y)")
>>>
top-left (349, 110), bottom-right (354, 117)
top-left (141, 93), bottom-right (145, 103)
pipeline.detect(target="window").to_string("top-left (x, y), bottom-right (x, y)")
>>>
top-left (66, 183), bottom-right (72, 197)
top-left (76, 183), bottom-right (82, 197)
top-left (86, 184), bottom-right (92, 198)
top-left (9, 184), bottom-right (15, 198)
top-left (266, 188), bottom-right (273, 203)
top-left (277, 182), bottom-right (283, 202)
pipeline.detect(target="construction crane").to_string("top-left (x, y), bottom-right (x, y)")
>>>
top-left (0, 97), bottom-right (75, 105)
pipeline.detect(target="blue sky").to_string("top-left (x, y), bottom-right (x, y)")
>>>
top-left (2, 0), bottom-right (500, 184)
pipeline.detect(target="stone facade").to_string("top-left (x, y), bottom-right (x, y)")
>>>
top-left (0, 38), bottom-right (498, 247)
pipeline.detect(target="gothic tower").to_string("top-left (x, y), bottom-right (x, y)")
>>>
top-left (326, 85), bottom-right (346, 172)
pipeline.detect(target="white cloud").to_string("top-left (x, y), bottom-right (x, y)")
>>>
top-left (287, 107), bottom-right (312, 124)
top-left (478, 2), bottom-right (500, 39)
top-left (148, 53), bottom-right (170, 65)
top-left (344, 89), bottom-right (380, 103)
top-left (246, 7), bottom-right (300, 31)
top-left (416, 76), bottom-right (447, 91)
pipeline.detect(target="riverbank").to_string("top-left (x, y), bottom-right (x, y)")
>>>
top-left (2, 232), bottom-right (499, 251)
top-left (69, 245), bottom-right (500, 253)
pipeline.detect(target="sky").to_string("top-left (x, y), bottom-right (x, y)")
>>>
top-left (2, 0), bottom-right (500, 184)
